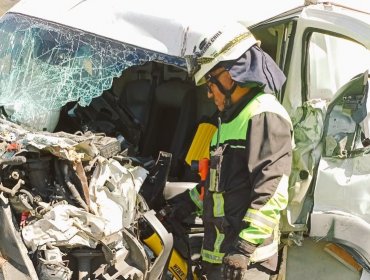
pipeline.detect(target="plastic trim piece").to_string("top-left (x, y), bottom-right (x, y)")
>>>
top-left (144, 210), bottom-right (174, 280)
top-left (310, 211), bottom-right (370, 269)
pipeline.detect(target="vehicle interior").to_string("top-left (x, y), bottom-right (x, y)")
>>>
top-left (53, 61), bottom-right (217, 184)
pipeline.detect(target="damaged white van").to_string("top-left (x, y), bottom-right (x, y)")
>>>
top-left (0, 0), bottom-right (369, 279)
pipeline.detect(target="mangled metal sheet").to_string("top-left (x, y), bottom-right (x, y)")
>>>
top-left (89, 157), bottom-right (148, 231)
top-left (313, 153), bottom-right (370, 223)
top-left (22, 204), bottom-right (108, 252)
top-left (0, 115), bottom-right (152, 279)
top-left (0, 118), bottom-right (123, 161)
top-left (281, 99), bottom-right (326, 229)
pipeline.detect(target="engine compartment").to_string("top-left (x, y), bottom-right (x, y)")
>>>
top-left (0, 62), bottom-right (212, 280)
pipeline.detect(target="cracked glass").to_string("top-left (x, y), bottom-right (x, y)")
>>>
top-left (0, 13), bottom-right (186, 131)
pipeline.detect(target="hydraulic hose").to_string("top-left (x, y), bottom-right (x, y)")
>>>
top-left (59, 160), bottom-right (89, 212)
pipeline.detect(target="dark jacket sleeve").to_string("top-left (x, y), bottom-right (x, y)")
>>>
top-left (239, 111), bottom-right (293, 245)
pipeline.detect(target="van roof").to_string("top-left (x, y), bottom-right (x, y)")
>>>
top-left (6, 0), bottom-right (370, 57)
top-left (7, 0), bottom-right (304, 57)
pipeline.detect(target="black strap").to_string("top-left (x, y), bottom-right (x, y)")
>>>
top-left (210, 77), bottom-right (237, 110)
top-left (224, 82), bottom-right (237, 109)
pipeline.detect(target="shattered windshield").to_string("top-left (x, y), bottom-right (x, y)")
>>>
top-left (0, 13), bottom-right (185, 131)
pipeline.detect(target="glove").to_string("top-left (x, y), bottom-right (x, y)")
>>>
top-left (167, 189), bottom-right (197, 223)
top-left (222, 238), bottom-right (257, 280)
top-left (222, 252), bottom-right (249, 280)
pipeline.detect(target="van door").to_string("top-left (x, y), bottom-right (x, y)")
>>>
top-left (309, 71), bottom-right (370, 263)
top-left (277, 3), bottom-right (370, 271)
top-left (253, 3), bottom-right (370, 273)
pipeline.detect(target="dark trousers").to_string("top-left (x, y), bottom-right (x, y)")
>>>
top-left (202, 262), bottom-right (271, 280)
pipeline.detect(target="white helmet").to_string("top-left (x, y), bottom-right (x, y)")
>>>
top-left (187, 22), bottom-right (259, 86)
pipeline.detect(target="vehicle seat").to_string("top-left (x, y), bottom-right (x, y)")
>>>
top-left (119, 73), bottom-right (156, 151)
top-left (141, 79), bottom-right (197, 178)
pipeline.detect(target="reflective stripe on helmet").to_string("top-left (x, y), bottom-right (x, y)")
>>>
top-left (196, 31), bottom-right (253, 65)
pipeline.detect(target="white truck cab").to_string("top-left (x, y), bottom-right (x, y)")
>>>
top-left (0, 1), bottom-right (369, 279)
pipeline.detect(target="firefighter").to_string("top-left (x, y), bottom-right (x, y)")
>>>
top-left (171, 22), bottom-right (294, 280)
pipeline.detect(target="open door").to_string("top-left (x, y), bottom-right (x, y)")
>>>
top-left (309, 71), bottom-right (370, 268)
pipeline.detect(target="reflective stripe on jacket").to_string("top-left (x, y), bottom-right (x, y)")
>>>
top-left (201, 92), bottom-right (293, 268)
